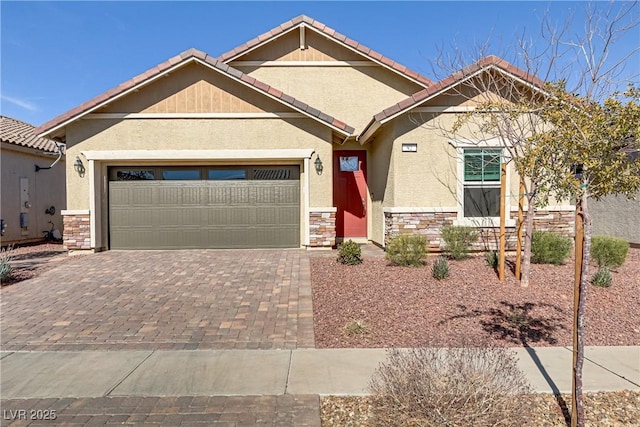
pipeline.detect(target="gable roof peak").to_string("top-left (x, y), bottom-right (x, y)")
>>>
top-left (218, 15), bottom-right (433, 87)
top-left (359, 54), bottom-right (548, 143)
top-left (35, 46), bottom-right (355, 139)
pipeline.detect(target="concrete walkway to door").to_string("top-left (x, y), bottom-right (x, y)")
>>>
top-left (0, 249), bottom-right (315, 351)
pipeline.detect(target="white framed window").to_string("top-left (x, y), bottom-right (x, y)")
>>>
top-left (450, 139), bottom-right (514, 227)
top-left (463, 148), bottom-right (501, 217)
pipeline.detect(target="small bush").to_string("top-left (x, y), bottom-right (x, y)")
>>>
top-left (337, 240), bottom-right (362, 265)
top-left (369, 345), bottom-right (532, 427)
top-left (0, 246), bottom-right (14, 283)
top-left (591, 267), bottom-right (612, 288)
top-left (531, 231), bottom-right (572, 265)
top-left (344, 319), bottom-right (371, 336)
top-left (432, 257), bottom-right (450, 280)
top-left (485, 251), bottom-right (498, 269)
top-left (441, 226), bottom-right (478, 260)
top-left (385, 234), bottom-right (428, 267)
top-left (591, 236), bottom-right (629, 269)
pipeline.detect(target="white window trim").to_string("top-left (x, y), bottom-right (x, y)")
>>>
top-left (452, 141), bottom-right (516, 227)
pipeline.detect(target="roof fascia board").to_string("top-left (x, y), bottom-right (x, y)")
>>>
top-left (222, 25), bottom-right (300, 63)
top-left (301, 24), bottom-right (429, 87)
top-left (381, 64), bottom-right (548, 126)
top-left (223, 22), bottom-right (429, 88)
top-left (378, 67), bottom-right (489, 126)
top-left (357, 63), bottom-right (549, 144)
top-left (40, 56), bottom-right (352, 139)
top-left (357, 119), bottom-right (380, 145)
top-left (38, 59), bottom-right (197, 139)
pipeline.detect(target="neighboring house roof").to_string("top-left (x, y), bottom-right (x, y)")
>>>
top-left (1, 115), bottom-right (64, 154)
top-left (358, 55), bottom-right (547, 143)
top-left (36, 48), bottom-right (355, 141)
top-left (219, 15), bottom-right (433, 88)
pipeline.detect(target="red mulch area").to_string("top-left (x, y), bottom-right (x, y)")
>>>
top-left (311, 249), bottom-right (640, 348)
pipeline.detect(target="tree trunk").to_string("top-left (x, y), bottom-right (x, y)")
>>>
top-left (520, 182), bottom-right (537, 288)
top-left (574, 191), bottom-right (591, 427)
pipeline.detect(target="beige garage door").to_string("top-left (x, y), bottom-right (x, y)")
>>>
top-left (109, 178), bottom-right (300, 250)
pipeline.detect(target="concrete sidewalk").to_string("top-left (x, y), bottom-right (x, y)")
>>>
top-left (1, 346), bottom-right (638, 399)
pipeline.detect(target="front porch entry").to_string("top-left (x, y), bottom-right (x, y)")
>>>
top-left (333, 150), bottom-right (367, 241)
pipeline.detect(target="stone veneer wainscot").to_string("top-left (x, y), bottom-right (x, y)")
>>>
top-left (62, 212), bottom-right (91, 251)
top-left (385, 208), bottom-right (575, 252)
top-left (309, 208), bottom-right (336, 248)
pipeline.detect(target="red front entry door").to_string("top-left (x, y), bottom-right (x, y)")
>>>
top-left (333, 150), bottom-right (367, 238)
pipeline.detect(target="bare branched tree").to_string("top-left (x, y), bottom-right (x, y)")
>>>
top-left (419, 3), bottom-right (639, 425)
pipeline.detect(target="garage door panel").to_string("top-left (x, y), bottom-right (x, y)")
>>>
top-left (109, 178), bottom-right (300, 249)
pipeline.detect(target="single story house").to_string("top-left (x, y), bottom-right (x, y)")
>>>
top-left (1, 115), bottom-right (66, 246)
top-left (36, 15), bottom-right (573, 252)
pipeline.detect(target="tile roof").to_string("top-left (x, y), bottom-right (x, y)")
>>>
top-left (370, 55), bottom-right (546, 124)
top-left (218, 15), bottom-right (433, 87)
top-left (1, 115), bottom-right (64, 154)
top-left (36, 48), bottom-right (355, 139)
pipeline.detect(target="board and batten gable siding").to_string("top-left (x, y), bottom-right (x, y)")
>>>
top-left (99, 63), bottom-right (284, 115)
top-left (229, 30), bottom-right (424, 133)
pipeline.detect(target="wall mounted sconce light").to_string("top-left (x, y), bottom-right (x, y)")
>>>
top-left (314, 155), bottom-right (323, 175)
top-left (74, 157), bottom-right (86, 177)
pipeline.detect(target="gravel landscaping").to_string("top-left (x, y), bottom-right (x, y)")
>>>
top-left (312, 247), bottom-right (639, 426)
top-left (311, 248), bottom-right (640, 348)
top-left (321, 391), bottom-right (640, 426)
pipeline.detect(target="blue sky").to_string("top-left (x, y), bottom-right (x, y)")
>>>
top-left (1, 1), bottom-right (638, 127)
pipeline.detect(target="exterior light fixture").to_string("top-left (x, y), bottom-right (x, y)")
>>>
top-left (74, 157), bottom-right (86, 177)
top-left (314, 155), bottom-right (323, 175)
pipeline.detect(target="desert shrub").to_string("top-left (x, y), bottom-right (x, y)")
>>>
top-left (531, 231), bottom-right (572, 265)
top-left (369, 345), bottom-right (532, 427)
top-left (343, 319), bottom-right (371, 336)
top-left (591, 236), bottom-right (629, 269)
top-left (432, 257), bottom-right (450, 280)
top-left (385, 234), bottom-right (428, 267)
top-left (441, 226), bottom-right (478, 260)
top-left (591, 267), bottom-right (612, 288)
top-left (0, 246), bottom-right (14, 282)
top-left (337, 240), bottom-right (362, 265)
top-left (485, 251), bottom-right (498, 268)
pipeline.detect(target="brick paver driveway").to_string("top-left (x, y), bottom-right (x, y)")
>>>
top-left (0, 250), bottom-right (314, 351)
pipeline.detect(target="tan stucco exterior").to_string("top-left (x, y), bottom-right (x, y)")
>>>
top-left (42, 18), bottom-right (574, 251)
top-left (65, 118), bottom-right (334, 211)
top-left (230, 30), bottom-right (423, 133)
top-left (0, 145), bottom-right (66, 244)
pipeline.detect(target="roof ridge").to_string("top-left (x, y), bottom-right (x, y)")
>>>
top-left (35, 48), bottom-right (355, 138)
top-left (217, 15), bottom-right (433, 87)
